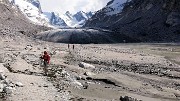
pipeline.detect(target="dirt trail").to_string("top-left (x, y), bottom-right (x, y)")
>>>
top-left (0, 38), bottom-right (70, 101)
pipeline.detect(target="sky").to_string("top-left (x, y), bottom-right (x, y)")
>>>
top-left (38, 0), bottom-right (111, 14)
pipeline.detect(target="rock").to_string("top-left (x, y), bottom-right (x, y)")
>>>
top-left (61, 69), bottom-right (70, 78)
top-left (120, 96), bottom-right (141, 101)
top-left (75, 76), bottom-right (81, 80)
top-left (25, 45), bottom-right (33, 50)
top-left (4, 87), bottom-right (15, 94)
top-left (83, 82), bottom-right (88, 89)
top-left (43, 84), bottom-right (48, 88)
top-left (3, 79), bottom-right (11, 85)
top-left (169, 64), bottom-right (173, 66)
top-left (0, 84), bottom-right (4, 92)
top-left (84, 72), bottom-right (95, 77)
top-left (73, 81), bottom-right (83, 87)
top-left (166, 12), bottom-right (180, 26)
top-left (0, 73), bottom-right (6, 80)
top-left (0, 69), bottom-right (4, 74)
top-left (79, 62), bottom-right (95, 69)
top-left (0, 63), bottom-right (8, 73)
top-left (15, 82), bottom-right (24, 87)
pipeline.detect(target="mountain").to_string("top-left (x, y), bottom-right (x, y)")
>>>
top-left (10, 0), bottom-right (50, 26)
top-left (43, 12), bottom-right (67, 28)
top-left (57, 11), bottom-right (93, 27)
top-left (9, 0), bottom-right (93, 28)
top-left (43, 11), bottom-right (93, 28)
top-left (0, 0), bottom-right (49, 38)
top-left (84, 0), bottom-right (180, 42)
top-left (73, 11), bottom-right (93, 25)
top-left (26, 0), bottom-right (42, 13)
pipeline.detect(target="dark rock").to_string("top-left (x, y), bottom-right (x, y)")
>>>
top-left (166, 12), bottom-right (180, 26)
top-left (120, 96), bottom-right (142, 101)
top-left (84, 0), bottom-right (180, 42)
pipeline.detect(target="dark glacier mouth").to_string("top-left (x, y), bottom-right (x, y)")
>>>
top-left (36, 28), bottom-right (139, 44)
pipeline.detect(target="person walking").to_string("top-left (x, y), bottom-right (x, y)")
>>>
top-left (73, 44), bottom-right (75, 50)
top-left (68, 44), bottom-right (70, 49)
top-left (40, 51), bottom-right (50, 76)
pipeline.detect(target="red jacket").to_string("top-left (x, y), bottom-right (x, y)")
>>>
top-left (42, 52), bottom-right (50, 64)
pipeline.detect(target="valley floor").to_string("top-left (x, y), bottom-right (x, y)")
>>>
top-left (0, 34), bottom-right (180, 101)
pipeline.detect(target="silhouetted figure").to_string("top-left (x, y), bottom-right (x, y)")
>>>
top-left (73, 44), bottom-right (75, 50)
top-left (68, 44), bottom-right (70, 49)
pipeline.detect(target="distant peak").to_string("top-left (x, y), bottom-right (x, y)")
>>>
top-left (65, 11), bottom-right (71, 15)
top-left (78, 11), bottom-right (85, 13)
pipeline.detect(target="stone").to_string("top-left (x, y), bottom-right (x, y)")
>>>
top-left (43, 84), bottom-right (48, 88)
top-left (73, 81), bottom-right (83, 87)
top-left (84, 72), bottom-right (95, 77)
top-left (120, 96), bottom-right (142, 101)
top-left (169, 64), bottom-right (173, 66)
top-left (0, 73), bottom-right (6, 80)
top-left (0, 63), bottom-right (9, 73)
top-left (83, 82), bottom-right (88, 89)
top-left (61, 69), bottom-right (70, 78)
top-left (0, 64), bottom-right (4, 73)
top-left (75, 76), bottom-right (81, 80)
top-left (4, 87), bottom-right (14, 94)
top-left (79, 62), bottom-right (95, 69)
top-left (15, 82), bottom-right (24, 87)
top-left (0, 84), bottom-right (4, 92)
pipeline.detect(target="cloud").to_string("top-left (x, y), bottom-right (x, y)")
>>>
top-left (39, 0), bottom-right (111, 14)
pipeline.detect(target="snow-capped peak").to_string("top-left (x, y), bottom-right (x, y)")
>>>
top-left (9, 0), bottom-right (93, 28)
top-left (56, 11), bottom-right (93, 27)
top-left (10, 0), bottom-right (50, 26)
top-left (43, 12), bottom-right (67, 28)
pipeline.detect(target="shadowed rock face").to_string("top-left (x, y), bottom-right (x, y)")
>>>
top-left (84, 0), bottom-right (180, 42)
top-left (50, 12), bottom-right (67, 27)
top-left (36, 28), bottom-right (139, 44)
top-left (26, 0), bottom-right (42, 13)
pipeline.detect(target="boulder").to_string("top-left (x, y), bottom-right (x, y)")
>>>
top-left (0, 64), bottom-right (4, 73)
top-left (0, 63), bottom-right (9, 73)
top-left (120, 96), bottom-right (142, 101)
top-left (79, 62), bottom-right (95, 69)
top-left (4, 87), bottom-right (15, 94)
top-left (84, 72), bottom-right (95, 77)
top-left (73, 81), bottom-right (83, 87)
top-left (0, 73), bottom-right (6, 80)
top-left (15, 82), bottom-right (24, 87)
top-left (0, 83), bottom-right (4, 92)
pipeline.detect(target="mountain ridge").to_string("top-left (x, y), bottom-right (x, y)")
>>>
top-left (0, 0), bottom-right (50, 38)
top-left (84, 0), bottom-right (180, 42)
top-left (10, 0), bottom-right (93, 28)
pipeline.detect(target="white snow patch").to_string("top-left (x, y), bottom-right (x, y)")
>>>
top-left (105, 0), bottom-right (132, 16)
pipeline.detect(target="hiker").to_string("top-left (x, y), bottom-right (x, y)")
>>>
top-left (40, 51), bottom-right (50, 75)
top-left (68, 44), bottom-right (70, 49)
top-left (73, 44), bottom-right (75, 50)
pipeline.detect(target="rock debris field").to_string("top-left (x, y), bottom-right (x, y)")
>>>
top-left (1, 34), bottom-right (180, 101)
